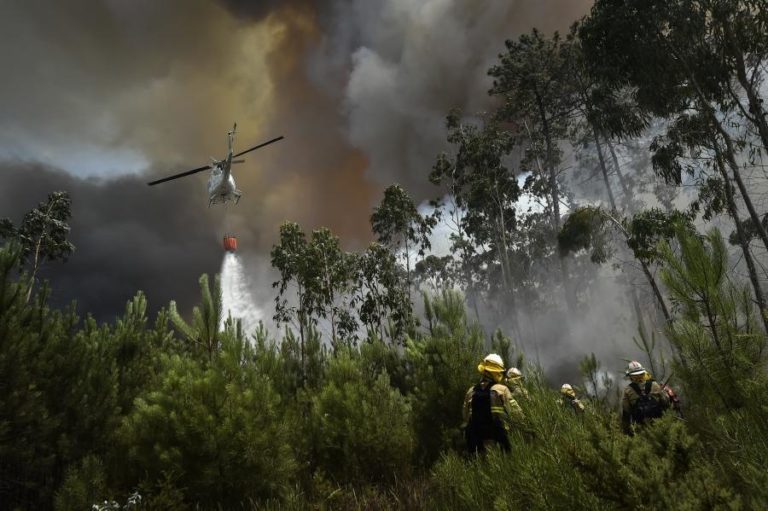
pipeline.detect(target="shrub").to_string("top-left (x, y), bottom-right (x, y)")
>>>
top-left (118, 330), bottom-right (295, 507)
top-left (307, 349), bottom-right (414, 486)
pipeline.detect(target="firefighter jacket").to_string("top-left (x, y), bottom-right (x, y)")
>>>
top-left (463, 379), bottom-right (525, 431)
top-left (508, 381), bottom-right (530, 401)
top-left (560, 395), bottom-right (585, 414)
top-left (621, 379), bottom-right (670, 433)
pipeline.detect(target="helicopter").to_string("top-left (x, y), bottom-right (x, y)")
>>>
top-left (147, 123), bottom-right (283, 207)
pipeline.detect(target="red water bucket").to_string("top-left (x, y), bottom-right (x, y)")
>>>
top-left (223, 235), bottom-right (238, 252)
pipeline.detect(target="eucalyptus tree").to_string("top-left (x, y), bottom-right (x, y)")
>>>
top-left (650, 111), bottom-right (768, 334)
top-left (557, 206), bottom-right (692, 325)
top-left (488, 29), bottom-right (579, 310)
top-left (0, 191), bottom-right (75, 302)
top-left (271, 221), bottom-right (313, 368)
top-left (305, 227), bottom-right (358, 347)
top-left (370, 184), bottom-right (436, 288)
top-left (566, 27), bottom-right (649, 213)
top-left (581, 0), bottom-right (768, 256)
top-left (431, 110), bottom-right (521, 316)
top-left (355, 242), bottom-right (412, 343)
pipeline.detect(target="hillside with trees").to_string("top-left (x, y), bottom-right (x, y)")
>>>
top-left (2, 1), bottom-right (768, 509)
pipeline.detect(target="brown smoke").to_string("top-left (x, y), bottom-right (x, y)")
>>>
top-left (0, 0), bottom-right (593, 321)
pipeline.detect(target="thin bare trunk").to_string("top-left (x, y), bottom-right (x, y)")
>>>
top-left (535, 91), bottom-right (575, 311)
top-left (658, 32), bottom-right (768, 255)
top-left (605, 138), bottom-right (632, 206)
top-left (639, 260), bottom-right (672, 325)
top-left (600, 210), bottom-right (672, 325)
top-left (716, 121), bottom-right (768, 255)
top-left (724, 24), bottom-right (768, 154)
top-left (713, 141), bottom-right (768, 335)
top-left (593, 130), bottom-right (617, 210)
top-left (25, 200), bottom-right (57, 303)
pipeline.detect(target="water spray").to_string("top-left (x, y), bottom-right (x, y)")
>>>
top-left (220, 240), bottom-right (262, 336)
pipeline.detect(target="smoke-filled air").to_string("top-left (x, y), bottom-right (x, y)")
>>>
top-left (2, 0), bottom-right (768, 509)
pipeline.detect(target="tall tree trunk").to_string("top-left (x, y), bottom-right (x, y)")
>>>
top-left (595, 130), bottom-right (671, 325)
top-left (600, 210), bottom-right (673, 325)
top-left (593, 129), bottom-right (617, 210)
top-left (712, 141), bottom-right (768, 335)
top-left (321, 253), bottom-right (337, 350)
top-left (535, 92), bottom-right (575, 311)
top-left (24, 200), bottom-right (57, 304)
top-left (714, 120), bottom-right (768, 256)
top-left (638, 260), bottom-right (672, 325)
top-left (297, 285), bottom-right (306, 386)
top-left (724, 24), bottom-right (768, 155)
top-left (404, 237), bottom-right (411, 290)
top-left (658, 32), bottom-right (768, 255)
top-left (605, 137), bottom-right (632, 207)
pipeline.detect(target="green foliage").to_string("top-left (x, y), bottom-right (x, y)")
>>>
top-left (54, 455), bottom-right (109, 511)
top-left (659, 228), bottom-right (765, 403)
top-left (370, 184), bottom-right (435, 266)
top-left (118, 330), bottom-right (296, 507)
top-left (573, 416), bottom-right (743, 510)
top-left (169, 273), bottom-right (222, 360)
top-left (355, 242), bottom-right (413, 343)
top-left (407, 290), bottom-right (484, 465)
top-left (626, 208), bottom-right (694, 264)
top-left (558, 206), bottom-right (612, 263)
top-left (0, 191), bottom-right (75, 267)
top-left (306, 349), bottom-right (414, 486)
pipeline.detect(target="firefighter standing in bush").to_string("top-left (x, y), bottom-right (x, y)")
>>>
top-left (560, 383), bottom-right (585, 414)
top-left (621, 361), bottom-right (670, 434)
top-left (505, 367), bottom-right (530, 400)
top-left (462, 353), bottom-right (525, 454)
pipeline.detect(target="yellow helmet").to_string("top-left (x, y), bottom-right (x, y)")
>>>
top-left (561, 383), bottom-right (576, 398)
top-left (478, 353), bottom-right (505, 379)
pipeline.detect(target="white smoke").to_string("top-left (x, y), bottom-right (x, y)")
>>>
top-left (321, 0), bottom-right (592, 195)
top-left (220, 252), bottom-right (263, 336)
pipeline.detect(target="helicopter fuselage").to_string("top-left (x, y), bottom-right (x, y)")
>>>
top-left (207, 165), bottom-right (241, 206)
top-left (207, 128), bottom-right (241, 207)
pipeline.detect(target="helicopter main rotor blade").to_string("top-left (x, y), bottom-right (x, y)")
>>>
top-left (147, 164), bottom-right (212, 186)
top-left (233, 136), bottom-right (284, 158)
top-left (232, 159), bottom-right (246, 164)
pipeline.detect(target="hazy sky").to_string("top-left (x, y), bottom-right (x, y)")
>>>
top-left (0, 0), bottom-right (591, 320)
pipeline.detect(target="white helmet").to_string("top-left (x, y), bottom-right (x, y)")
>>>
top-left (506, 367), bottom-right (523, 379)
top-left (561, 383), bottom-right (575, 396)
top-left (483, 353), bottom-right (504, 368)
top-left (625, 360), bottom-right (646, 376)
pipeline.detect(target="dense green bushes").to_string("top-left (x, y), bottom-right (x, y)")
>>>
top-left (2, 231), bottom-right (768, 509)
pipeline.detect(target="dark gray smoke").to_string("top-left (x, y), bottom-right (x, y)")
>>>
top-left (0, 0), bottom-right (593, 330)
top-left (0, 162), bottom-right (221, 320)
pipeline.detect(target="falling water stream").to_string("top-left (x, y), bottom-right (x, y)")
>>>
top-left (220, 252), bottom-right (261, 336)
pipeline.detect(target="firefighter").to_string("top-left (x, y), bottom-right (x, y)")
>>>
top-left (560, 383), bottom-right (585, 414)
top-left (505, 367), bottom-right (529, 400)
top-left (463, 353), bottom-right (524, 454)
top-left (643, 371), bottom-right (683, 419)
top-left (621, 361), bottom-right (670, 434)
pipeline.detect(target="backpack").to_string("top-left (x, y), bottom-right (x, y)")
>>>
top-left (466, 382), bottom-right (510, 453)
top-left (630, 380), bottom-right (664, 424)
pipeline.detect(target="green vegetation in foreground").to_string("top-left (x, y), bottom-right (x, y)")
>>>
top-left (1, 226), bottom-right (768, 510)
top-left (5, 0), bottom-right (768, 508)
